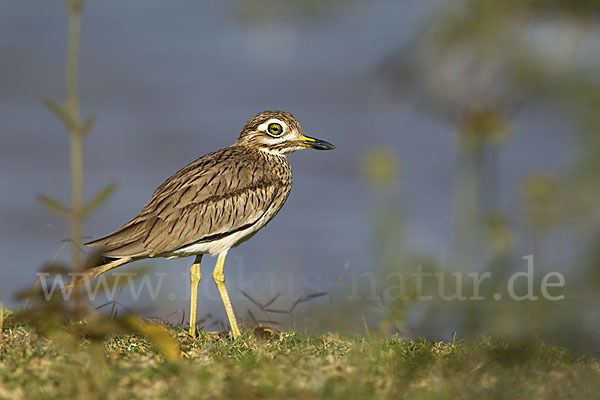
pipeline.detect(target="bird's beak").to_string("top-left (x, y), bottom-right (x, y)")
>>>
top-left (292, 135), bottom-right (336, 150)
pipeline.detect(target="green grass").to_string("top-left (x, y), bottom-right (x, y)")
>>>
top-left (1, 318), bottom-right (599, 400)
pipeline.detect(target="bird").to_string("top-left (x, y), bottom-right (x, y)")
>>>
top-left (62, 110), bottom-right (335, 339)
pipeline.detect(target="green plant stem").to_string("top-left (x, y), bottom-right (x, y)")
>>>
top-left (66, 7), bottom-right (81, 123)
top-left (66, 1), bottom-right (83, 271)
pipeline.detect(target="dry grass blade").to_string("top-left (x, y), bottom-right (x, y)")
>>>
top-left (110, 283), bottom-right (126, 317)
top-left (180, 308), bottom-right (186, 326)
top-left (290, 292), bottom-right (328, 313)
top-left (263, 292), bottom-right (281, 308)
top-left (239, 290), bottom-right (264, 308)
top-left (247, 308), bottom-right (257, 323)
top-left (262, 308), bottom-right (289, 314)
top-left (130, 316), bottom-right (180, 362)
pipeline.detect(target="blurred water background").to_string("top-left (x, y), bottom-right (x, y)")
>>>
top-left (2, 0), bottom-right (600, 352)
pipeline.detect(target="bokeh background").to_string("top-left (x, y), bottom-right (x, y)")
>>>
top-left (2, 1), bottom-right (600, 353)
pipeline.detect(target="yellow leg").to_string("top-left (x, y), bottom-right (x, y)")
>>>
top-left (189, 255), bottom-right (202, 337)
top-left (212, 251), bottom-right (241, 339)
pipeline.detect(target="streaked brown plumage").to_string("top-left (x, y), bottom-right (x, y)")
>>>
top-left (87, 145), bottom-right (293, 259)
top-left (62, 110), bottom-right (335, 339)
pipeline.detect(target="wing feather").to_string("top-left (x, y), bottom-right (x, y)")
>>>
top-left (85, 146), bottom-right (291, 258)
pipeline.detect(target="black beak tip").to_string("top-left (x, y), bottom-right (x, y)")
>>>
top-left (314, 140), bottom-right (335, 151)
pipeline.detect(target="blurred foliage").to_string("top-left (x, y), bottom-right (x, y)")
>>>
top-left (39, 0), bottom-right (116, 317)
top-left (381, 0), bottom-right (597, 126)
top-left (360, 146), bottom-right (401, 190)
top-left (484, 213), bottom-right (515, 258)
top-left (505, 0), bottom-right (600, 18)
top-left (15, 0), bottom-right (182, 370)
top-left (14, 258), bottom-right (180, 361)
top-left (330, 0), bottom-right (600, 352)
top-left (458, 105), bottom-right (510, 149)
top-left (521, 171), bottom-right (561, 231)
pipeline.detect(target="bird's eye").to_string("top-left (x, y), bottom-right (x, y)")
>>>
top-left (267, 123), bottom-right (283, 136)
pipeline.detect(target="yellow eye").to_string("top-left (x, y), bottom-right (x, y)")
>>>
top-left (267, 123), bottom-right (283, 136)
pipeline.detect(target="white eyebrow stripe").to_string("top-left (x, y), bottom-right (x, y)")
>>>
top-left (258, 118), bottom-right (287, 133)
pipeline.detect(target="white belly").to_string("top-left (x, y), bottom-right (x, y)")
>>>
top-left (165, 182), bottom-right (290, 259)
top-left (168, 224), bottom-right (260, 258)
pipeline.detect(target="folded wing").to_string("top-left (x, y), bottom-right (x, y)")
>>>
top-left (85, 147), bottom-right (288, 258)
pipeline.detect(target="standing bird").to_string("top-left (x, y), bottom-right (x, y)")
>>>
top-left (62, 110), bottom-right (335, 339)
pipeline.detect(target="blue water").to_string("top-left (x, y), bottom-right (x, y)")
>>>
top-left (0, 1), bottom-right (572, 330)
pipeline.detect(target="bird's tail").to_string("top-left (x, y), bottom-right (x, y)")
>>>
top-left (61, 257), bottom-right (133, 290)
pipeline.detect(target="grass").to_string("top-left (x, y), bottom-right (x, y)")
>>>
top-left (1, 313), bottom-right (599, 400)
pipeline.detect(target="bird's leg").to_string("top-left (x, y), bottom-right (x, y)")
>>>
top-left (212, 251), bottom-right (241, 339)
top-left (189, 254), bottom-right (202, 337)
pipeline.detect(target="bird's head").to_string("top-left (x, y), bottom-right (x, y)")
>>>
top-left (236, 110), bottom-right (335, 155)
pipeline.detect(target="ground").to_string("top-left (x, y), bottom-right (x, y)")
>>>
top-left (1, 319), bottom-right (599, 400)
